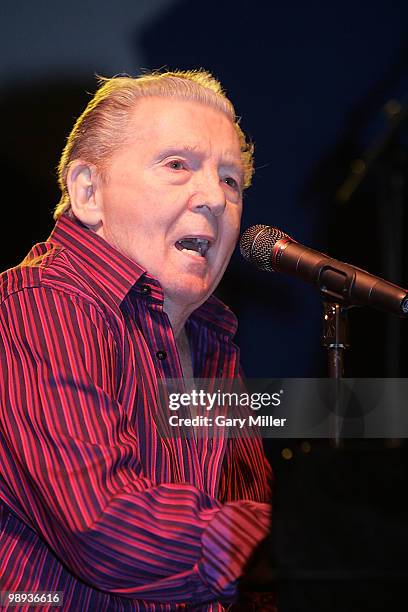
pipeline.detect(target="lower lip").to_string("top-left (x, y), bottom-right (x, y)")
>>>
top-left (175, 246), bottom-right (208, 264)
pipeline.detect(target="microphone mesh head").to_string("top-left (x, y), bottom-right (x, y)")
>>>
top-left (239, 224), bottom-right (289, 271)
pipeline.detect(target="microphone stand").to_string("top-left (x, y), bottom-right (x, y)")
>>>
top-left (322, 300), bottom-right (351, 446)
top-left (322, 301), bottom-right (350, 378)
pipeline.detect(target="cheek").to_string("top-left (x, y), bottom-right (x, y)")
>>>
top-left (223, 212), bottom-right (241, 244)
top-left (103, 191), bottom-right (144, 230)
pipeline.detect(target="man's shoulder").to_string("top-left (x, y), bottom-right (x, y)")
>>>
top-left (0, 241), bottom-right (99, 306)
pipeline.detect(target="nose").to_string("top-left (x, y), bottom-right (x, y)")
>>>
top-left (188, 174), bottom-right (227, 217)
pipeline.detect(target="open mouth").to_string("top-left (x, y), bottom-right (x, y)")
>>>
top-left (175, 237), bottom-right (211, 258)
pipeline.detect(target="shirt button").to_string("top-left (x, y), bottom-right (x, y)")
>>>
top-left (156, 350), bottom-right (167, 360)
top-left (141, 285), bottom-right (151, 295)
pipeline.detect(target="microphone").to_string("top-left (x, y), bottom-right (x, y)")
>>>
top-left (240, 224), bottom-right (408, 317)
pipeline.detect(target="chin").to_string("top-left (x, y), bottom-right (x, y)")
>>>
top-left (163, 276), bottom-right (213, 309)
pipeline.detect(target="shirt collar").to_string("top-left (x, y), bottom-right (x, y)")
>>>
top-left (192, 295), bottom-right (238, 338)
top-left (49, 214), bottom-right (155, 306)
top-left (49, 214), bottom-right (237, 337)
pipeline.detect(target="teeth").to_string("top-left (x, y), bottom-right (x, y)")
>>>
top-left (183, 248), bottom-right (202, 257)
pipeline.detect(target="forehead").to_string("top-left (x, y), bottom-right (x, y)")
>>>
top-left (124, 96), bottom-right (242, 158)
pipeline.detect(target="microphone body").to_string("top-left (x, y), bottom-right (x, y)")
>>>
top-left (240, 225), bottom-right (408, 317)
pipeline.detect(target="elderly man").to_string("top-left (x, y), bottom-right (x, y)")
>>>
top-left (0, 71), bottom-right (273, 610)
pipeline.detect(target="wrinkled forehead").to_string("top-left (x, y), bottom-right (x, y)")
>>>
top-left (125, 96), bottom-right (242, 155)
top-left (126, 95), bottom-right (236, 133)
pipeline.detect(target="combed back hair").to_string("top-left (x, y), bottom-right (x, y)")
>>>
top-left (54, 69), bottom-right (254, 219)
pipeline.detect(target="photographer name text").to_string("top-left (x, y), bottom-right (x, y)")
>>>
top-left (168, 415), bottom-right (286, 428)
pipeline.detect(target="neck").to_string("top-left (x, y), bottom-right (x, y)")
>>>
top-left (163, 298), bottom-right (191, 340)
top-left (164, 298), bottom-right (194, 380)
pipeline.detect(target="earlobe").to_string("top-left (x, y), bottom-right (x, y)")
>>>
top-left (67, 161), bottom-right (103, 229)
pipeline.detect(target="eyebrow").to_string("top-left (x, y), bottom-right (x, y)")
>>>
top-left (221, 154), bottom-right (244, 176)
top-left (154, 145), bottom-right (200, 160)
top-left (154, 145), bottom-right (244, 180)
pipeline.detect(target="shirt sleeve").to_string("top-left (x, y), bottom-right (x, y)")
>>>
top-left (0, 286), bottom-right (270, 605)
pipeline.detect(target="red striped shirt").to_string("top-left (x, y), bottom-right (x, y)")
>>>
top-left (0, 215), bottom-right (273, 610)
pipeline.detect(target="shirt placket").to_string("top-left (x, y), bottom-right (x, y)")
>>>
top-left (131, 283), bottom-right (205, 491)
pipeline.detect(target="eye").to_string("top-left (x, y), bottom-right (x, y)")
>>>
top-left (166, 159), bottom-right (185, 170)
top-left (223, 176), bottom-right (240, 190)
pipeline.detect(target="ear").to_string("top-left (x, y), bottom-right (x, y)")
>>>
top-left (66, 160), bottom-right (103, 229)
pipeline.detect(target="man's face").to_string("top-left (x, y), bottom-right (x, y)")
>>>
top-left (96, 96), bottom-right (244, 315)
